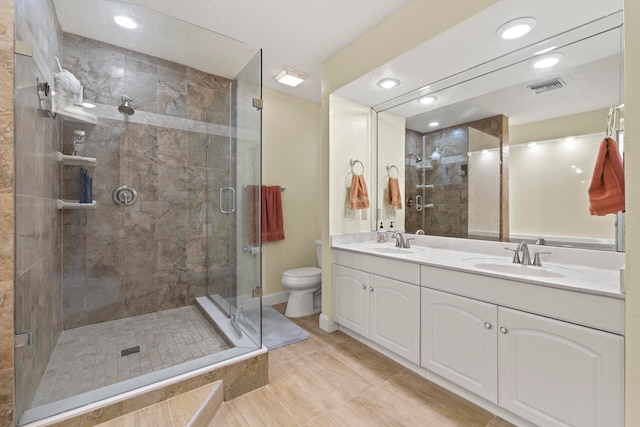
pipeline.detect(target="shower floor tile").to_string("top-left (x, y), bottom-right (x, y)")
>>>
top-left (31, 305), bottom-right (229, 408)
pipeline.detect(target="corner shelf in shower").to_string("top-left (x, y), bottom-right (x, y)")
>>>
top-left (56, 200), bottom-right (97, 210)
top-left (56, 152), bottom-right (96, 167)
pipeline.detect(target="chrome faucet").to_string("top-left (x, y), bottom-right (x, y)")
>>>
top-left (518, 242), bottom-right (532, 265)
top-left (392, 231), bottom-right (405, 248)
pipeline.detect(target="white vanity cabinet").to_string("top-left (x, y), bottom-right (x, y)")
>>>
top-left (498, 307), bottom-right (623, 427)
top-left (421, 286), bottom-right (623, 427)
top-left (333, 251), bottom-right (421, 364)
top-left (421, 288), bottom-right (498, 403)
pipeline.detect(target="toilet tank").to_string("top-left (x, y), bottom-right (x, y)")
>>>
top-left (315, 240), bottom-right (322, 267)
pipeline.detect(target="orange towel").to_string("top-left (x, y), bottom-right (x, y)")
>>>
top-left (588, 137), bottom-right (625, 215)
top-left (262, 185), bottom-right (285, 242)
top-left (350, 174), bottom-right (369, 209)
top-left (387, 177), bottom-right (402, 209)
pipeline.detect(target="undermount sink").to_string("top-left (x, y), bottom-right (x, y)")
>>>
top-left (366, 245), bottom-right (424, 254)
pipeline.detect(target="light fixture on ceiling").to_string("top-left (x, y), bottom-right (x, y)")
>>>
top-left (531, 53), bottom-right (564, 69)
top-left (496, 17), bottom-right (536, 40)
top-left (274, 68), bottom-right (306, 87)
top-left (114, 15), bottom-right (138, 29)
top-left (377, 78), bottom-right (400, 89)
top-left (418, 95), bottom-right (438, 105)
top-left (428, 121), bottom-right (439, 127)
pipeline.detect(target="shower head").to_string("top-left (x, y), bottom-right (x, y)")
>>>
top-left (408, 152), bottom-right (422, 162)
top-left (118, 95), bottom-right (135, 116)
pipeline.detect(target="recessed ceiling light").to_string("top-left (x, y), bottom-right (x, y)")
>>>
top-left (418, 95), bottom-right (438, 105)
top-left (534, 46), bottom-right (557, 55)
top-left (114, 15), bottom-right (138, 29)
top-left (531, 53), bottom-right (564, 69)
top-left (377, 78), bottom-right (400, 89)
top-left (428, 121), bottom-right (439, 127)
top-left (274, 68), bottom-right (306, 87)
top-left (496, 17), bottom-right (536, 40)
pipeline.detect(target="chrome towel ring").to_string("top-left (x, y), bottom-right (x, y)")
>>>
top-left (386, 163), bottom-right (399, 179)
top-left (350, 159), bottom-right (365, 175)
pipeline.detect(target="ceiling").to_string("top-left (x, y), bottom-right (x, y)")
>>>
top-left (53, 0), bottom-right (412, 104)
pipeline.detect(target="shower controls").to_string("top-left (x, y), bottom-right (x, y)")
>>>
top-left (113, 185), bottom-right (138, 206)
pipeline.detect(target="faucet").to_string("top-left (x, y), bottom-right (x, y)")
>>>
top-left (416, 229), bottom-right (425, 235)
top-left (505, 241), bottom-right (532, 265)
top-left (392, 231), bottom-right (405, 248)
top-left (535, 237), bottom-right (546, 245)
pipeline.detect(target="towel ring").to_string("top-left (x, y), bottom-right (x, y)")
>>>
top-left (350, 159), bottom-right (365, 175)
top-left (386, 163), bottom-right (399, 179)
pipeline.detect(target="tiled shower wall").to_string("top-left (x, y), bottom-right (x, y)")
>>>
top-left (61, 34), bottom-right (236, 329)
top-left (13, 0), bottom-right (64, 418)
top-left (405, 115), bottom-right (507, 238)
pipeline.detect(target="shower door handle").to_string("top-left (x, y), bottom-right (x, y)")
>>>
top-left (219, 187), bottom-right (236, 214)
top-left (416, 194), bottom-right (423, 212)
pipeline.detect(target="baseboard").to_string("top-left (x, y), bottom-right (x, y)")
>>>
top-left (319, 313), bottom-right (339, 333)
top-left (261, 290), bottom-right (289, 306)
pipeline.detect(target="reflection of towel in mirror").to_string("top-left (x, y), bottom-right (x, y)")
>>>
top-left (387, 177), bottom-right (402, 209)
top-left (350, 174), bottom-right (369, 209)
top-left (588, 137), bottom-right (624, 215)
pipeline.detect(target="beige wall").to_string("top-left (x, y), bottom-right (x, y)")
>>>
top-left (510, 109), bottom-right (609, 146)
top-left (320, 0), bottom-right (500, 324)
top-left (625, 1), bottom-right (640, 424)
top-left (261, 88), bottom-right (321, 296)
top-left (377, 111), bottom-right (406, 230)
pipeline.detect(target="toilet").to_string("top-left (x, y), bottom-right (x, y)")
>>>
top-left (282, 240), bottom-right (322, 318)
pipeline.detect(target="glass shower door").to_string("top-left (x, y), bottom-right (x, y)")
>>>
top-left (206, 49), bottom-right (262, 346)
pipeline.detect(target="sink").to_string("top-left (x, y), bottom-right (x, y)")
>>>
top-left (472, 262), bottom-right (585, 279)
top-left (366, 245), bottom-right (425, 255)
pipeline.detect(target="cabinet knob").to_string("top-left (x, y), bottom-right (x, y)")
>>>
top-left (361, 284), bottom-right (366, 290)
top-left (499, 326), bottom-right (508, 334)
top-left (369, 287), bottom-right (374, 292)
top-left (484, 322), bottom-right (492, 329)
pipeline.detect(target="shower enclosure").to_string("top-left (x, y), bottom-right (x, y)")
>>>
top-left (14, 0), bottom-right (262, 424)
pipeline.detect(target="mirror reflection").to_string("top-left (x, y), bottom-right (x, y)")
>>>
top-left (373, 12), bottom-right (623, 251)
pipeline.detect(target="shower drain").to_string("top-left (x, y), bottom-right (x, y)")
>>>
top-left (120, 345), bottom-right (140, 357)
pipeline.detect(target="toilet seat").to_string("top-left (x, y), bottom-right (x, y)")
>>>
top-left (282, 267), bottom-right (321, 287)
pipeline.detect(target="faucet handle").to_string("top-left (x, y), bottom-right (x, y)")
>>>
top-left (504, 247), bottom-right (521, 264)
top-left (532, 251), bottom-right (552, 267)
top-left (405, 238), bottom-right (415, 248)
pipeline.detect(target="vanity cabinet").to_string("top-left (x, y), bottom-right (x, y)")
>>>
top-left (421, 287), bottom-right (623, 427)
top-left (334, 264), bottom-right (420, 364)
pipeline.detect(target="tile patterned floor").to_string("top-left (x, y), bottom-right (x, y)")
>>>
top-left (32, 305), bottom-right (229, 407)
top-left (213, 303), bottom-right (517, 426)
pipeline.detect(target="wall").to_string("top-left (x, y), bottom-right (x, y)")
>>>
top-left (377, 111), bottom-right (405, 231)
top-left (0, 0), bottom-right (14, 423)
top-left (261, 88), bottom-right (320, 296)
top-left (60, 34), bottom-right (234, 328)
top-left (625, 1), bottom-right (640, 424)
top-left (320, 0), bottom-right (501, 328)
top-left (329, 95), bottom-right (373, 235)
top-left (13, 0), bottom-right (63, 418)
top-left (510, 108), bottom-right (608, 146)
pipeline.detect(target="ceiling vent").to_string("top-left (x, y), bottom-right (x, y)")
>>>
top-left (528, 78), bottom-right (565, 94)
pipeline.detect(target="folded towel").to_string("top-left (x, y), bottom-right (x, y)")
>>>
top-left (588, 137), bottom-right (625, 215)
top-left (350, 174), bottom-right (369, 209)
top-left (387, 177), bottom-right (402, 209)
top-left (262, 185), bottom-right (285, 242)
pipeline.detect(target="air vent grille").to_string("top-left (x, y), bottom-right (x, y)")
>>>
top-left (528, 78), bottom-right (565, 94)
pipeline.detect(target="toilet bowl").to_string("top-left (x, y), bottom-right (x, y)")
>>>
top-left (282, 240), bottom-right (322, 317)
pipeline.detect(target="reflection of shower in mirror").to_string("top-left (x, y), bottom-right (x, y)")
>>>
top-left (430, 147), bottom-right (441, 162)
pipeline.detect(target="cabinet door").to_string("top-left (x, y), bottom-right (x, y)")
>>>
top-left (421, 288), bottom-right (498, 403)
top-left (498, 307), bottom-right (623, 427)
top-left (333, 265), bottom-right (369, 337)
top-left (369, 275), bottom-right (420, 364)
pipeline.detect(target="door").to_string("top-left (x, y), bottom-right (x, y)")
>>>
top-left (421, 288), bottom-right (498, 403)
top-left (334, 265), bottom-right (369, 337)
top-left (498, 307), bottom-right (623, 427)
top-left (369, 275), bottom-right (420, 363)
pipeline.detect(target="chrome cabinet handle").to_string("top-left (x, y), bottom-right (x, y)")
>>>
top-left (369, 287), bottom-right (374, 292)
top-left (219, 187), bottom-right (236, 214)
top-left (361, 284), bottom-right (366, 290)
top-left (499, 326), bottom-right (508, 334)
top-left (484, 322), bottom-right (492, 329)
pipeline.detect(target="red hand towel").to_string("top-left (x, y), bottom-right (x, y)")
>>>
top-left (349, 174), bottom-right (369, 209)
top-left (588, 137), bottom-right (625, 215)
top-left (387, 177), bottom-right (402, 209)
top-left (262, 185), bottom-right (285, 242)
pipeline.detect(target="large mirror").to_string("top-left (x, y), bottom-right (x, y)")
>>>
top-left (337, 0), bottom-right (624, 251)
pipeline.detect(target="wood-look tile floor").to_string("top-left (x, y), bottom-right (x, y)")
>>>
top-left (213, 303), bottom-right (516, 427)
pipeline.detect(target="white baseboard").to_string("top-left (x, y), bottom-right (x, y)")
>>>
top-left (319, 313), bottom-right (339, 333)
top-left (261, 290), bottom-right (290, 306)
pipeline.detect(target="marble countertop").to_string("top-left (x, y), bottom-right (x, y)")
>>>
top-left (332, 240), bottom-right (623, 299)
